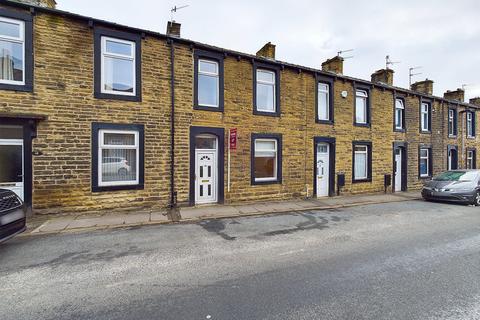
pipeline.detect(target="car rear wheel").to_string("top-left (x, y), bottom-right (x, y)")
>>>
top-left (472, 191), bottom-right (480, 206)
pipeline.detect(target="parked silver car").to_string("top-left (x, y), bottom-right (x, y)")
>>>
top-left (0, 189), bottom-right (26, 243)
top-left (422, 170), bottom-right (480, 206)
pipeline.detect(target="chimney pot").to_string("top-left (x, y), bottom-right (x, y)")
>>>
top-left (371, 69), bottom-right (394, 86)
top-left (443, 88), bottom-right (465, 102)
top-left (256, 42), bottom-right (276, 60)
top-left (166, 21), bottom-right (181, 37)
top-left (321, 56), bottom-right (344, 74)
top-left (411, 79), bottom-right (434, 95)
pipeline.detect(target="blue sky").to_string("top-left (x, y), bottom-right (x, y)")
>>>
top-left (58, 0), bottom-right (480, 100)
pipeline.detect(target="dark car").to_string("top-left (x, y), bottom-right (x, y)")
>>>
top-left (422, 170), bottom-right (480, 206)
top-left (0, 189), bottom-right (26, 244)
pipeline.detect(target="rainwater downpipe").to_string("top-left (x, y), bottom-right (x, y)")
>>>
top-left (169, 38), bottom-right (177, 210)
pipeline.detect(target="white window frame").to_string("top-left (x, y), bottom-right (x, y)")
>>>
top-left (395, 98), bottom-right (404, 130)
top-left (197, 59), bottom-right (219, 108)
top-left (100, 36), bottom-right (136, 96)
top-left (98, 129), bottom-right (139, 187)
top-left (467, 150), bottom-right (475, 169)
top-left (448, 109), bottom-right (456, 136)
top-left (354, 145), bottom-right (368, 180)
top-left (0, 16), bottom-right (25, 85)
top-left (355, 90), bottom-right (368, 124)
top-left (317, 82), bottom-right (330, 121)
top-left (421, 102), bottom-right (430, 132)
top-left (467, 112), bottom-right (474, 138)
top-left (254, 138), bottom-right (278, 182)
top-left (256, 69), bottom-right (276, 113)
top-left (419, 148), bottom-right (430, 177)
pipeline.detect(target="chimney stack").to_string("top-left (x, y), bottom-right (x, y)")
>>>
top-left (469, 97), bottom-right (480, 106)
top-left (443, 88), bottom-right (465, 102)
top-left (256, 42), bottom-right (276, 60)
top-left (17, 0), bottom-right (56, 8)
top-left (411, 79), bottom-right (434, 95)
top-left (371, 69), bottom-right (394, 86)
top-left (166, 21), bottom-right (181, 38)
top-left (321, 56), bottom-right (344, 75)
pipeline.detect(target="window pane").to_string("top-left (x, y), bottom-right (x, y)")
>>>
top-left (355, 97), bottom-right (366, 123)
top-left (0, 20), bottom-right (20, 38)
top-left (103, 132), bottom-right (135, 146)
top-left (0, 126), bottom-right (22, 139)
top-left (101, 149), bottom-right (137, 183)
top-left (105, 40), bottom-right (132, 56)
top-left (318, 83), bottom-right (328, 92)
top-left (395, 108), bottom-right (402, 128)
top-left (0, 145), bottom-right (22, 183)
top-left (199, 60), bottom-right (218, 74)
top-left (198, 74), bottom-right (218, 106)
top-left (256, 140), bottom-right (275, 151)
top-left (254, 155), bottom-right (276, 179)
top-left (257, 83), bottom-right (275, 111)
top-left (318, 90), bottom-right (329, 120)
top-left (0, 40), bottom-right (23, 82)
top-left (420, 159), bottom-right (428, 175)
top-left (354, 145), bottom-right (367, 152)
top-left (356, 90), bottom-right (367, 98)
top-left (420, 149), bottom-right (428, 158)
top-left (257, 70), bottom-right (274, 83)
top-left (104, 57), bottom-right (134, 93)
top-left (354, 152), bottom-right (367, 179)
top-left (395, 99), bottom-right (404, 110)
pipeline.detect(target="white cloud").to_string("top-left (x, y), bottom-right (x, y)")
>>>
top-left (58, 0), bottom-right (480, 100)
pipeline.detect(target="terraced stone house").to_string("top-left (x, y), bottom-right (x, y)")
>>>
top-left (0, 0), bottom-right (478, 215)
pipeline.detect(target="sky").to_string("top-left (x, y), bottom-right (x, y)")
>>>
top-left (58, 0), bottom-right (480, 100)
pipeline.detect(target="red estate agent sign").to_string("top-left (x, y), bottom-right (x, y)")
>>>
top-left (229, 128), bottom-right (237, 150)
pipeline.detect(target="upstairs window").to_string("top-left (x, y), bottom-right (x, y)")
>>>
top-left (256, 69), bottom-right (276, 113)
top-left (467, 111), bottom-right (475, 138)
top-left (94, 28), bottom-right (141, 101)
top-left (0, 9), bottom-right (32, 92)
top-left (448, 108), bottom-right (457, 136)
top-left (0, 17), bottom-right (24, 85)
top-left (198, 59), bottom-right (219, 107)
top-left (194, 50), bottom-right (224, 111)
top-left (253, 63), bottom-right (280, 116)
top-left (101, 37), bottom-right (135, 96)
top-left (355, 89), bottom-right (369, 125)
top-left (420, 102), bottom-right (431, 132)
top-left (317, 83), bottom-right (330, 121)
top-left (419, 148), bottom-right (431, 177)
top-left (395, 98), bottom-right (405, 130)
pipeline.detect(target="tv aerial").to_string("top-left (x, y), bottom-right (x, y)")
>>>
top-left (337, 49), bottom-right (354, 59)
top-left (385, 55), bottom-right (400, 70)
top-left (409, 66), bottom-right (422, 86)
top-left (170, 4), bottom-right (189, 22)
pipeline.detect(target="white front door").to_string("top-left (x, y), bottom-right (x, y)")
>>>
top-left (195, 151), bottom-right (217, 204)
top-left (0, 139), bottom-right (24, 201)
top-left (394, 148), bottom-right (402, 192)
top-left (316, 143), bottom-right (329, 197)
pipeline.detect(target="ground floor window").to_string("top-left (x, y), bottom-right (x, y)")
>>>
top-left (251, 134), bottom-right (282, 184)
top-left (467, 149), bottom-right (476, 169)
top-left (419, 147), bottom-right (431, 178)
top-left (92, 123), bottom-right (144, 191)
top-left (352, 141), bottom-right (372, 182)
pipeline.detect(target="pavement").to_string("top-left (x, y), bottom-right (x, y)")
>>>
top-left (1, 200), bottom-right (480, 319)
top-left (26, 191), bottom-right (421, 235)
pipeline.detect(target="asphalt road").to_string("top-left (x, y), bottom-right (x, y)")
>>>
top-left (1, 199), bottom-right (480, 320)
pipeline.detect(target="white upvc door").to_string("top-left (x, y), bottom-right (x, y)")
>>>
top-left (394, 148), bottom-right (402, 192)
top-left (316, 143), bottom-right (330, 197)
top-left (0, 139), bottom-right (24, 201)
top-left (195, 150), bottom-right (217, 204)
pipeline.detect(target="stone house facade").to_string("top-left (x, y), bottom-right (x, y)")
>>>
top-left (0, 0), bottom-right (478, 215)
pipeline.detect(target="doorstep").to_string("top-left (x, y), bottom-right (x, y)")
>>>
top-left (23, 191), bottom-right (421, 236)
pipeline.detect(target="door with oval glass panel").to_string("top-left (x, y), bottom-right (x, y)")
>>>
top-left (316, 143), bottom-right (330, 197)
top-left (195, 135), bottom-right (218, 204)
